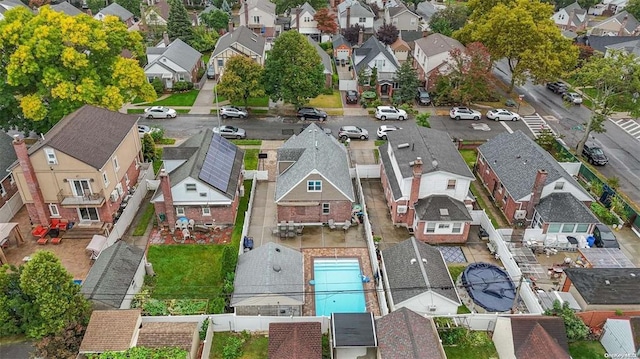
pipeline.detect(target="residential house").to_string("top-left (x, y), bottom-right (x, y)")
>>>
top-left (369, 0), bottom-right (399, 9)
top-left (384, 3), bottom-right (422, 31)
top-left (50, 1), bottom-right (84, 16)
top-left (492, 316), bottom-right (570, 359)
top-left (144, 36), bottom-right (203, 90)
top-left (600, 317), bottom-right (640, 357)
top-left (375, 307), bottom-right (447, 359)
top-left (476, 131), bottom-right (598, 234)
top-left (231, 242), bottom-right (304, 316)
top-left (589, 10), bottom-right (640, 36)
top-left (210, 25), bottom-right (266, 77)
top-left (268, 322), bottom-right (322, 359)
top-left (140, 0), bottom-right (199, 29)
top-left (95, 2), bottom-right (135, 27)
top-left (332, 34), bottom-right (352, 60)
top-left (81, 241), bottom-right (146, 310)
top-left (580, 34), bottom-right (640, 54)
top-left (0, 0), bottom-right (28, 21)
top-left (562, 268), bottom-right (640, 311)
top-left (416, 1), bottom-right (443, 24)
top-left (0, 133), bottom-right (20, 223)
top-left (390, 37), bottom-right (411, 62)
top-left (152, 130), bottom-right (244, 231)
top-left (337, 0), bottom-right (375, 33)
top-left (239, 0), bottom-right (277, 37)
top-left (353, 36), bottom-right (401, 97)
top-left (291, 2), bottom-right (321, 41)
top-left (308, 37), bottom-right (333, 87)
top-left (604, 37), bottom-right (640, 56)
top-left (136, 322), bottom-right (200, 359)
top-left (552, 2), bottom-right (588, 31)
top-left (275, 123), bottom-right (355, 224)
top-left (198, 4), bottom-right (218, 25)
top-left (9, 105), bottom-right (143, 227)
top-left (413, 33), bottom-right (465, 86)
top-left (331, 313), bottom-right (377, 359)
top-left (379, 127), bottom-right (475, 243)
top-left (381, 237), bottom-right (461, 315)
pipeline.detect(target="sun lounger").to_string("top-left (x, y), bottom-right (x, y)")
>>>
top-left (51, 237), bottom-right (62, 245)
top-left (37, 237), bottom-right (49, 245)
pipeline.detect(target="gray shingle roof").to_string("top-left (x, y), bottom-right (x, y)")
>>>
top-left (275, 123), bottom-right (354, 202)
top-left (231, 242), bottom-right (304, 306)
top-left (416, 1), bottom-right (438, 19)
top-left (388, 3), bottom-right (420, 18)
top-left (242, 0), bottom-right (275, 15)
top-left (376, 308), bottom-right (445, 359)
top-left (415, 195), bottom-right (472, 221)
top-left (354, 36), bottom-right (400, 73)
top-left (585, 35), bottom-right (640, 53)
top-left (379, 143), bottom-right (402, 200)
top-left (332, 313), bottom-right (377, 347)
top-left (414, 33), bottom-right (465, 57)
top-left (145, 38), bottom-right (202, 74)
top-left (332, 34), bottom-right (350, 49)
top-left (99, 2), bottom-right (133, 21)
top-left (211, 25), bottom-right (266, 58)
top-left (295, 2), bottom-right (316, 16)
top-left (381, 237), bottom-right (460, 305)
top-left (606, 38), bottom-right (640, 56)
top-left (477, 130), bottom-right (588, 201)
top-left (593, 11), bottom-right (640, 34)
top-left (51, 1), bottom-right (83, 16)
top-left (0, 132), bottom-right (17, 179)
top-left (535, 192), bottom-right (598, 224)
top-left (307, 37), bottom-right (332, 74)
top-left (564, 268), bottom-right (640, 305)
top-left (338, 0), bottom-right (374, 18)
top-left (80, 241), bottom-right (145, 309)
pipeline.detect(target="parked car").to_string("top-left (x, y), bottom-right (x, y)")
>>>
top-left (546, 82), bottom-right (568, 94)
top-left (486, 109), bottom-right (521, 121)
top-left (206, 65), bottom-right (215, 79)
top-left (582, 143), bottom-right (608, 165)
top-left (416, 88), bottom-right (431, 106)
top-left (450, 107), bottom-right (481, 120)
top-left (144, 106), bottom-right (177, 119)
top-left (212, 125), bottom-right (246, 139)
top-left (377, 125), bottom-right (401, 139)
top-left (138, 125), bottom-right (151, 137)
top-left (563, 92), bottom-right (583, 105)
top-left (375, 106), bottom-right (407, 121)
top-left (593, 224), bottom-right (620, 249)
top-left (346, 90), bottom-right (359, 104)
top-left (297, 107), bottom-right (327, 121)
top-left (339, 126), bottom-right (369, 140)
top-left (219, 106), bottom-right (248, 119)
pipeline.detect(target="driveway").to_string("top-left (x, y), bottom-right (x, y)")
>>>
top-left (0, 341), bottom-right (34, 358)
top-left (360, 179), bottom-right (410, 250)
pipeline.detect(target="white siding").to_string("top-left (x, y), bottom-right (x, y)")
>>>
top-left (154, 177), bottom-right (231, 205)
top-left (552, 9), bottom-right (570, 27)
top-left (419, 172), bottom-right (470, 201)
top-left (519, 180), bottom-right (592, 202)
top-left (292, 10), bottom-right (319, 34)
top-left (601, 319), bottom-right (636, 356)
top-left (394, 291), bottom-right (459, 315)
top-left (492, 317), bottom-right (515, 359)
top-left (120, 258), bottom-right (147, 309)
top-left (240, 7), bottom-right (276, 28)
top-left (338, 15), bottom-right (374, 29)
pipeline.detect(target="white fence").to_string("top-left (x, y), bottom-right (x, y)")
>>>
top-left (0, 193), bottom-right (23, 223)
top-left (355, 164), bottom-right (380, 179)
top-left (439, 312), bottom-right (547, 331)
top-left (242, 170), bottom-right (268, 181)
top-left (238, 174), bottom-right (258, 255)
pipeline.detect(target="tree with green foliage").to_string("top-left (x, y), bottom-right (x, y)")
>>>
top-left (544, 300), bottom-right (589, 341)
top-left (89, 346), bottom-right (188, 358)
top-left (200, 9), bottom-right (230, 31)
top-left (189, 26), bottom-right (218, 52)
top-left (416, 113), bottom-right (431, 128)
top-left (626, 0), bottom-right (640, 21)
top-left (370, 66), bottom-right (378, 86)
top-left (116, 0), bottom-right (142, 17)
top-left (534, 128), bottom-right (560, 152)
top-left (85, 0), bottom-right (104, 15)
top-left (0, 7), bottom-right (155, 134)
top-left (393, 62), bottom-right (420, 104)
top-left (142, 133), bottom-right (158, 162)
top-left (263, 31), bottom-right (324, 107)
top-left (217, 56), bottom-right (265, 107)
top-left (167, 0), bottom-right (195, 43)
top-left (429, 4), bottom-right (468, 37)
top-left (446, 42), bottom-right (494, 104)
top-left (0, 264), bottom-right (26, 336)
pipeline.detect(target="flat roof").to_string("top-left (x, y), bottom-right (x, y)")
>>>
top-left (332, 313), bottom-right (377, 347)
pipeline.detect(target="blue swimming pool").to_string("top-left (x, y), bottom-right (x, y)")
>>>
top-left (313, 259), bottom-right (366, 316)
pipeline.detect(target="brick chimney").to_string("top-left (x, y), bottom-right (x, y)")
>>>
top-left (13, 136), bottom-right (50, 227)
top-left (526, 169), bottom-right (548, 220)
top-left (159, 169), bottom-right (176, 230)
top-left (407, 157), bottom-right (423, 227)
top-left (296, 6), bottom-right (301, 31)
top-left (346, 6), bottom-right (351, 28)
top-left (244, 0), bottom-right (249, 26)
top-left (162, 31), bottom-right (170, 46)
top-left (228, 20), bottom-right (233, 33)
top-left (358, 27), bottom-right (364, 45)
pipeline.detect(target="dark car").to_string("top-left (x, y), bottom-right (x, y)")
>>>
top-left (346, 90), bottom-right (359, 104)
top-left (206, 65), bottom-right (215, 79)
top-left (593, 224), bottom-right (619, 248)
top-left (297, 107), bottom-right (327, 121)
top-left (582, 143), bottom-right (608, 165)
top-left (546, 82), bottom-right (568, 94)
top-left (416, 88), bottom-right (431, 105)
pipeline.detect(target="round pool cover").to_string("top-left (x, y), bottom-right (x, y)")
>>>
top-left (462, 262), bottom-right (516, 312)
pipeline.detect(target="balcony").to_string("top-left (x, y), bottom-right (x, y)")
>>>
top-left (57, 189), bottom-right (105, 207)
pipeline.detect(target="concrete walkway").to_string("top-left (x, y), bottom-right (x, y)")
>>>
top-left (189, 79), bottom-right (216, 115)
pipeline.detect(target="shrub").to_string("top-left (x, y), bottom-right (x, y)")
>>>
top-left (209, 297), bottom-right (226, 314)
top-left (151, 78), bottom-right (164, 95)
top-left (199, 319), bottom-right (209, 341)
top-left (369, 99), bottom-right (382, 108)
top-left (173, 81), bottom-right (194, 92)
top-left (222, 336), bottom-right (244, 359)
top-left (321, 87), bottom-right (334, 95)
top-left (150, 126), bottom-right (165, 143)
top-left (319, 42), bottom-right (333, 51)
top-left (220, 245), bottom-right (238, 277)
top-left (398, 103), bottom-right (417, 115)
top-left (332, 73), bottom-right (339, 87)
top-left (590, 202), bottom-right (619, 225)
top-left (143, 299), bottom-right (169, 316)
top-left (361, 90), bottom-right (377, 100)
top-left (416, 112), bottom-right (431, 128)
top-left (440, 327), bottom-right (467, 345)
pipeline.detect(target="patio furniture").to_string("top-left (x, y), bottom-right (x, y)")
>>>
top-left (51, 237), bottom-right (62, 245)
top-left (188, 219), bottom-right (195, 230)
top-left (31, 225), bottom-right (49, 238)
top-left (343, 222), bottom-right (350, 231)
top-left (182, 228), bottom-right (191, 240)
top-left (296, 225), bottom-right (304, 235)
top-left (328, 219), bottom-right (336, 230)
top-left (243, 236), bottom-right (254, 251)
top-left (50, 219), bottom-right (69, 231)
top-left (37, 237), bottom-right (49, 245)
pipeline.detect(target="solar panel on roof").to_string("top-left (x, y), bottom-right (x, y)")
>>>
top-left (199, 134), bottom-right (237, 193)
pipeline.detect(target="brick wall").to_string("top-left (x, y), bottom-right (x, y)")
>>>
top-left (0, 176), bottom-right (18, 207)
top-left (380, 160), bottom-right (410, 226)
top-left (476, 155), bottom-right (520, 225)
top-left (414, 222), bottom-right (470, 244)
top-left (277, 200), bottom-right (352, 223)
top-left (155, 193), bottom-right (240, 227)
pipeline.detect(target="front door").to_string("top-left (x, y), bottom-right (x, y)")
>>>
top-left (380, 84), bottom-right (390, 97)
top-left (78, 207), bottom-right (100, 222)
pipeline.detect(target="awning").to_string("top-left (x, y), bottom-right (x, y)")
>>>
top-left (0, 223), bottom-right (25, 265)
top-left (86, 235), bottom-right (108, 254)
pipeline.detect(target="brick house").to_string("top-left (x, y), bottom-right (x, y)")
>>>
top-left (0, 133), bottom-right (20, 222)
top-left (476, 131), bottom-right (598, 234)
top-left (332, 34), bottom-right (352, 61)
top-left (275, 123), bottom-right (354, 224)
top-left (151, 130), bottom-right (244, 231)
top-left (493, 316), bottom-right (570, 359)
top-left (9, 105), bottom-right (143, 227)
top-left (379, 126), bottom-right (475, 244)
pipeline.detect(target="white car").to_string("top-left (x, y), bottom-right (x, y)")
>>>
top-left (450, 107), bottom-right (481, 120)
top-left (144, 106), bottom-right (177, 119)
top-left (486, 109), bottom-right (521, 121)
top-left (375, 106), bottom-right (407, 121)
top-left (563, 92), bottom-right (583, 105)
top-left (138, 125), bottom-right (161, 137)
top-left (377, 125), bottom-right (401, 139)
top-left (219, 106), bottom-right (248, 119)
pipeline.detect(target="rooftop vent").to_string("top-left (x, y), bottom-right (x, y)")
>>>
top-left (410, 258), bottom-right (417, 264)
top-left (273, 265), bottom-right (281, 273)
top-left (398, 143), bottom-right (410, 149)
top-left (439, 208), bottom-right (449, 216)
top-left (275, 247), bottom-right (281, 252)
top-left (432, 160), bottom-right (438, 168)
top-left (422, 258), bottom-right (428, 264)
top-left (631, 273), bottom-right (637, 277)
top-left (605, 279), bottom-right (610, 285)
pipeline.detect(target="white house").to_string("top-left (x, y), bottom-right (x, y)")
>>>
top-left (239, 0), bottom-right (277, 37)
top-left (291, 2), bottom-right (321, 41)
top-left (551, 2), bottom-right (587, 31)
top-left (600, 317), bottom-right (640, 357)
top-left (353, 36), bottom-right (400, 97)
top-left (144, 38), bottom-right (203, 89)
top-left (413, 33), bottom-right (465, 84)
top-left (337, 0), bottom-right (374, 31)
top-left (384, 3), bottom-right (422, 31)
top-left (210, 25), bottom-right (266, 76)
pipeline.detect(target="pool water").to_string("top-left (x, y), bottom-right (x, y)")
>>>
top-left (313, 259), bottom-right (366, 316)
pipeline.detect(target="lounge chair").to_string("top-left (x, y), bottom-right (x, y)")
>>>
top-left (51, 237), bottom-right (63, 245)
top-left (37, 237), bottom-right (49, 245)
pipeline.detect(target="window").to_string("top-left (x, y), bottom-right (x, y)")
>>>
top-left (452, 222), bottom-right (462, 233)
top-left (44, 148), bottom-right (57, 165)
top-left (438, 223), bottom-right (451, 230)
top-left (425, 222), bottom-right (436, 233)
top-left (185, 183), bottom-right (197, 191)
top-left (48, 203), bottom-right (59, 217)
top-left (253, 15), bottom-right (260, 23)
top-left (178, 74), bottom-right (185, 81)
top-left (410, 18), bottom-right (416, 25)
top-left (561, 223), bottom-right (576, 233)
top-left (307, 180), bottom-right (322, 192)
top-left (576, 224), bottom-right (589, 233)
top-left (358, 17), bottom-right (365, 22)
top-left (70, 179), bottom-right (91, 197)
top-left (176, 207), bottom-right (185, 216)
top-left (547, 223), bottom-right (561, 233)
top-left (202, 207), bottom-right (211, 216)
top-left (376, 59), bottom-right (385, 68)
top-left (124, 173), bottom-right (130, 186)
top-left (554, 181), bottom-right (565, 190)
top-left (113, 156), bottom-right (120, 171)
top-left (447, 179), bottom-right (457, 190)
top-left (0, 183), bottom-right (5, 197)
top-left (102, 172), bottom-right (109, 186)
top-left (9, 174), bottom-right (14, 185)
top-left (218, 59), bottom-right (224, 67)
top-left (322, 203), bottom-right (330, 214)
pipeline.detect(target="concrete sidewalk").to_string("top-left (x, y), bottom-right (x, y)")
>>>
top-left (189, 79), bottom-right (216, 115)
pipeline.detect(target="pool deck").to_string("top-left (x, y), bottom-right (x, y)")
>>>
top-left (302, 248), bottom-right (380, 317)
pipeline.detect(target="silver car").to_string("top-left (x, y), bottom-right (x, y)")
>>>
top-left (213, 125), bottom-right (246, 139)
top-left (563, 92), bottom-right (583, 105)
top-left (339, 126), bottom-right (369, 140)
top-left (219, 106), bottom-right (248, 119)
top-left (144, 106), bottom-right (177, 119)
top-left (450, 107), bottom-right (481, 120)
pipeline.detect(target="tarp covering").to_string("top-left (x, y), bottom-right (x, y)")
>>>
top-left (462, 262), bottom-right (516, 312)
top-left (86, 235), bottom-right (108, 254)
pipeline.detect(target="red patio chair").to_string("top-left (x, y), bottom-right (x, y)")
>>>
top-left (37, 237), bottom-right (49, 245)
top-left (51, 237), bottom-right (62, 245)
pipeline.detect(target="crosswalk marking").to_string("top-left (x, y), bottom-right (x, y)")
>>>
top-left (521, 113), bottom-right (556, 138)
top-left (610, 118), bottom-right (640, 141)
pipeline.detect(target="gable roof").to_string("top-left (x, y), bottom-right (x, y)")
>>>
top-left (606, 38), bottom-right (640, 56)
top-left (535, 192), bottom-right (598, 224)
top-left (136, 322), bottom-right (198, 353)
top-left (332, 34), bottom-right (350, 49)
top-left (50, 1), bottom-right (83, 16)
top-left (79, 309), bottom-right (141, 353)
top-left (241, 0), bottom-right (276, 15)
top-left (562, 1), bottom-right (582, 13)
top-left (400, 30), bottom-right (425, 43)
top-left (584, 35), bottom-right (640, 53)
top-left (275, 123), bottom-right (354, 202)
top-left (307, 37), bottom-right (332, 74)
top-left (231, 242), bottom-right (304, 306)
top-left (0, 132), bottom-right (17, 180)
top-left (376, 307), bottom-right (446, 359)
top-left (145, 38), bottom-right (202, 73)
top-left (268, 322), bottom-right (322, 359)
top-left (391, 37), bottom-right (411, 51)
top-left (477, 130), bottom-right (588, 201)
top-left (565, 268), bottom-right (640, 305)
top-left (80, 241), bottom-right (145, 309)
top-left (98, 2), bottom-right (133, 21)
top-left (414, 33), bottom-right (465, 57)
top-left (294, 2), bottom-right (316, 16)
top-left (510, 316), bottom-right (570, 359)
top-left (415, 195), bottom-right (472, 222)
top-left (354, 36), bottom-right (400, 73)
top-left (332, 313), bottom-right (377, 347)
top-left (592, 11), bottom-right (640, 33)
top-left (387, 3), bottom-right (420, 18)
top-left (381, 237), bottom-right (460, 305)
top-left (338, 0), bottom-right (374, 18)
top-left (211, 25), bottom-right (266, 58)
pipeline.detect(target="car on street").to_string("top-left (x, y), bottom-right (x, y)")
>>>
top-left (582, 143), bottom-right (608, 165)
top-left (346, 90), bottom-right (359, 104)
top-left (450, 107), bottom-right (481, 120)
top-left (144, 106), bottom-right (177, 119)
top-left (375, 106), bottom-right (407, 121)
top-left (546, 82), bottom-right (568, 94)
top-left (339, 126), bottom-right (369, 140)
top-left (297, 107), bottom-right (327, 121)
top-left (563, 92), bottom-right (583, 105)
top-left (212, 125), bottom-right (246, 139)
top-left (416, 88), bottom-right (431, 105)
top-left (138, 125), bottom-right (161, 138)
top-left (377, 125), bottom-right (401, 139)
top-left (592, 224), bottom-right (620, 248)
top-left (486, 109), bottom-right (521, 121)
top-left (206, 65), bottom-right (215, 79)
top-left (219, 106), bottom-right (248, 119)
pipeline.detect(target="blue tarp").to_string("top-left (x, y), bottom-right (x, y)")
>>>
top-left (462, 262), bottom-right (516, 312)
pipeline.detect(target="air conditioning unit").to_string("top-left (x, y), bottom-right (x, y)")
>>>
top-left (109, 190), bottom-right (118, 202)
top-left (397, 205), bottom-right (407, 214)
top-left (239, 186), bottom-right (245, 197)
top-left (514, 210), bottom-right (527, 220)
top-left (428, 305), bottom-right (437, 312)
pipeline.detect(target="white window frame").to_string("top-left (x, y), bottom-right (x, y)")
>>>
top-left (49, 203), bottom-right (60, 217)
top-left (447, 179), bottom-right (457, 190)
top-left (116, 183), bottom-right (124, 196)
top-left (575, 224), bottom-right (590, 233)
top-left (0, 183), bottom-right (5, 197)
top-left (358, 17), bottom-right (366, 22)
top-left (9, 174), bottom-right (14, 185)
top-left (452, 222), bottom-right (462, 233)
top-left (185, 183), bottom-right (197, 191)
top-left (113, 156), bottom-right (120, 171)
top-left (322, 203), bottom-right (330, 214)
top-left (102, 172), bottom-right (109, 186)
top-left (124, 173), bottom-right (130, 186)
top-left (176, 207), bottom-right (185, 216)
top-left (307, 180), bottom-right (322, 192)
top-left (45, 148), bottom-right (57, 165)
top-left (554, 181), bottom-right (565, 190)
top-left (561, 223), bottom-right (576, 233)
top-left (548, 223), bottom-right (561, 233)
top-left (425, 222), bottom-right (436, 233)
top-left (202, 207), bottom-right (211, 216)
top-left (253, 15), bottom-right (260, 23)
top-left (70, 179), bottom-right (92, 197)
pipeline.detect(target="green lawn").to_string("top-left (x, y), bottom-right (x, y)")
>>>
top-left (231, 96), bottom-right (269, 107)
top-left (153, 147), bottom-right (164, 175)
top-left (132, 204), bottom-right (155, 236)
top-left (448, 265), bottom-right (466, 281)
top-left (374, 140), bottom-right (387, 147)
top-left (244, 149), bottom-right (259, 170)
top-left (443, 332), bottom-right (498, 359)
top-left (308, 92), bottom-right (343, 108)
top-left (210, 332), bottom-right (269, 359)
top-left (459, 149), bottom-right (477, 168)
top-left (231, 181), bottom-right (252, 248)
top-left (149, 90), bottom-right (200, 106)
top-left (470, 183), bottom-right (499, 228)
top-left (568, 340), bottom-right (607, 359)
top-left (231, 139), bottom-right (262, 146)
